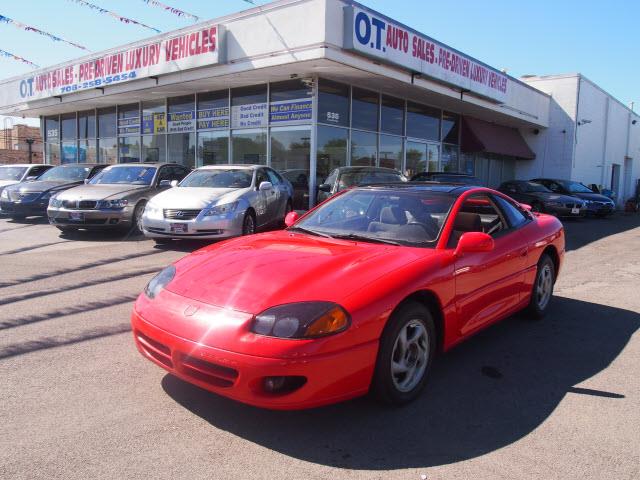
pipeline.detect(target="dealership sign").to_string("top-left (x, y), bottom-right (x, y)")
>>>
top-left (344, 7), bottom-right (509, 103)
top-left (0, 24), bottom-right (223, 108)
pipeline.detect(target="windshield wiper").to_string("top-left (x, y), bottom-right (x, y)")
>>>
top-left (287, 226), bottom-right (333, 238)
top-left (330, 233), bottom-right (402, 246)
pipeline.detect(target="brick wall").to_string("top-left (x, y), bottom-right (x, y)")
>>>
top-left (0, 149), bottom-right (44, 165)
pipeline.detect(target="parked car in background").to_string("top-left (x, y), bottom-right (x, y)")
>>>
top-left (531, 178), bottom-right (615, 216)
top-left (410, 171), bottom-right (483, 186)
top-left (0, 163), bottom-right (106, 219)
top-left (132, 183), bottom-right (564, 409)
top-left (317, 166), bottom-right (407, 203)
top-left (0, 164), bottom-right (53, 198)
top-left (47, 163), bottom-right (190, 233)
top-left (498, 180), bottom-right (586, 217)
top-left (141, 165), bottom-right (293, 243)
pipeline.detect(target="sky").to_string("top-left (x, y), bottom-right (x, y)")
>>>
top-left (0, 0), bottom-right (638, 127)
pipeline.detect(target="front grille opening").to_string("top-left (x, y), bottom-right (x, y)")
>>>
top-left (164, 209), bottom-right (201, 220)
top-left (180, 355), bottom-right (238, 388)
top-left (136, 331), bottom-right (173, 369)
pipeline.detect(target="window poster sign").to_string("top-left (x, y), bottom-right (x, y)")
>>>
top-left (142, 112), bottom-right (167, 134)
top-left (344, 6), bottom-right (509, 103)
top-left (167, 111), bottom-right (196, 133)
top-left (46, 128), bottom-right (59, 140)
top-left (118, 117), bottom-right (140, 136)
top-left (197, 106), bottom-right (229, 129)
top-left (231, 103), bottom-right (267, 128)
top-left (269, 98), bottom-right (312, 124)
top-left (2, 24), bottom-right (224, 108)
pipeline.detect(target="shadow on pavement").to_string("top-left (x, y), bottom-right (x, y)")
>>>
top-left (162, 296), bottom-right (638, 470)
top-left (563, 213), bottom-right (640, 251)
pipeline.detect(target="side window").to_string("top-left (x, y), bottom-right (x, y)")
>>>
top-left (265, 169), bottom-right (280, 185)
top-left (493, 195), bottom-right (528, 229)
top-left (29, 166), bottom-right (48, 177)
top-left (156, 167), bottom-right (172, 183)
top-left (89, 165), bottom-right (106, 178)
top-left (547, 182), bottom-right (559, 192)
top-left (504, 183), bottom-right (517, 194)
top-left (449, 194), bottom-right (508, 247)
top-left (255, 169), bottom-right (268, 188)
top-left (171, 166), bottom-right (190, 181)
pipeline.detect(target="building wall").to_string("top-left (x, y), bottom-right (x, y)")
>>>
top-left (0, 148), bottom-right (43, 164)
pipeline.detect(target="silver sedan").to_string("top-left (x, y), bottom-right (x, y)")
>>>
top-left (141, 165), bottom-right (293, 242)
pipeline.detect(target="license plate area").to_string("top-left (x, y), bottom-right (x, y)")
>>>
top-left (170, 223), bottom-right (188, 233)
top-left (70, 211), bottom-right (84, 221)
top-left (571, 207), bottom-right (580, 214)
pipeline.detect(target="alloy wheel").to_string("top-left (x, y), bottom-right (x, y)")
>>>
top-left (390, 320), bottom-right (430, 393)
top-left (536, 264), bottom-right (553, 310)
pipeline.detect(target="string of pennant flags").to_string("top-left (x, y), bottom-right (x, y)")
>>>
top-left (67, 0), bottom-right (161, 33)
top-left (0, 14), bottom-right (89, 51)
top-left (141, 0), bottom-right (200, 22)
top-left (0, 48), bottom-right (39, 68)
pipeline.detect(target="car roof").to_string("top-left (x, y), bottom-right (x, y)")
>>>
top-left (0, 163), bottom-right (49, 168)
top-left (338, 166), bottom-right (402, 173)
top-left (197, 164), bottom-right (260, 170)
top-left (355, 182), bottom-right (475, 194)
top-left (416, 171), bottom-right (475, 177)
top-left (110, 162), bottom-right (179, 167)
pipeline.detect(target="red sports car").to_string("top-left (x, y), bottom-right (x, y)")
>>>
top-left (131, 184), bottom-right (564, 410)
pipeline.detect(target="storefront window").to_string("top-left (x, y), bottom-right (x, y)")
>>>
top-left (45, 116), bottom-right (59, 142)
top-left (405, 141), bottom-right (427, 178)
top-left (118, 103), bottom-right (140, 137)
top-left (316, 125), bottom-right (348, 183)
top-left (318, 78), bottom-right (349, 127)
top-left (168, 95), bottom-right (195, 134)
top-left (381, 95), bottom-right (404, 136)
top-left (98, 137), bottom-right (117, 164)
top-left (197, 131), bottom-right (228, 165)
top-left (231, 85), bottom-right (268, 129)
top-left (270, 127), bottom-right (311, 210)
top-left (232, 130), bottom-right (266, 164)
top-left (45, 142), bottom-right (60, 165)
top-left (142, 100), bottom-right (166, 135)
top-left (427, 143), bottom-right (439, 172)
top-left (197, 90), bottom-right (229, 130)
top-left (119, 136), bottom-right (141, 163)
top-left (442, 111), bottom-right (459, 144)
top-left (78, 139), bottom-right (97, 163)
top-left (441, 144), bottom-right (459, 172)
top-left (379, 134), bottom-right (403, 170)
top-left (167, 133), bottom-right (195, 167)
top-left (462, 153), bottom-right (475, 175)
top-left (142, 135), bottom-right (166, 163)
top-left (61, 142), bottom-right (77, 163)
top-left (98, 107), bottom-right (116, 138)
top-left (352, 88), bottom-right (379, 131)
top-left (406, 102), bottom-right (440, 141)
top-left (78, 110), bottom-right (96, 139)
top-left (269, 80), bottom-right (313, 126)
top-left (61, 113), bottom-right (76, 141)
top-left (351, 130), bottom-right (377, 166)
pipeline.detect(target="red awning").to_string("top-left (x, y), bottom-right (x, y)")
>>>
top-left (461, 117), bottom-right (535, 160)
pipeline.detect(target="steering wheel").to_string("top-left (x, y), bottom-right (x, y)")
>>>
top-left (485, 217), bottom-right (502, 236)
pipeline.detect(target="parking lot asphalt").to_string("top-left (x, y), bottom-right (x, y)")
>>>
top-left (0, 214), bottom-right (638, 480)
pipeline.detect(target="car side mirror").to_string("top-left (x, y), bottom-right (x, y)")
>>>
top-left (285, 211), bottom-right (300, 227)
top-left (520, 203), bottom-right (533, 211)
top-left (170, 180), bottom-right (178, 187)
top-left (259, 181), bottom-right (273, 191)
top-left (159, 179), bottom-right (172, 188)
top-left (318, 183), bottom-right (332, 193)
top-left (26, 176), bottom-right (38, 181)
top-left (454, 232), bottom-right (495, 257)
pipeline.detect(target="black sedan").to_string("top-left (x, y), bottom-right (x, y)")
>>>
top-left (317, 166), bottom-right (406, 203)
top-left (410, 171), bottom-right (483, 186)
top-left (498, 180), bottom-right (586, 217)
top-left (531, 178), bottom-right (615, 216)
top-left (0, 163), bottom-right (107, 219)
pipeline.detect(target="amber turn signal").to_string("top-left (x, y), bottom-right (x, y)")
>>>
top-left (304, 306), bottom-right (350, 337)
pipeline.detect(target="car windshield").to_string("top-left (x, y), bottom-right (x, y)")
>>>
top-left (89, 166), bottom-right (156, 185)
top-left (38, 165), bottom-right (92, 182)
top-left (293, 188), bottom-right (456, 247)
top-left (560, 181), bottom-right (594, 193)
top-left (0, 166), bottom-right (27, 181)
top-left (338, 170), bottom-right (406, 190)
top-left (523, 182), bottom-right (550, 193)
top-left (179, 169), bottom-right (252, 188)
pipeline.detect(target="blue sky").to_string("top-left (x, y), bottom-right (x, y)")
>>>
top-left (1, 0), bottom-right (638, 126)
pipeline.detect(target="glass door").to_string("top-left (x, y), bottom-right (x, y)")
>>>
top-left (405, 140), bottom-right (440, 178)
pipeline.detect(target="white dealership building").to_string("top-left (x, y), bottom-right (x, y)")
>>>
top-left (0, 0), bottom-right (637, 208)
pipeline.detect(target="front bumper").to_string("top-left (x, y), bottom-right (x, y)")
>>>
top-left (548, 205), bottom-right (587, 217)
top-left (131, 307), bottom-right (376, 410)
top-left (47, 206), bottom-right (134, 228)
top-left (141, 211), bottom-right (244, 239)
top-left (0, 199), bottom-right (48, 216)
top-left (585, 203), bottom-right (614, 215)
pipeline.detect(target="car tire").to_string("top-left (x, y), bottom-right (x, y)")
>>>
top-left (526, 254), bottom-right (555, 319)
top-left (132, 201), bottom-right (146, 234)
top-left (372, 301), bottom-right (436, 405)
top-left (242, 210), bottom-right (256, 236)
top-left (56, 226), bottom-right (78, 233)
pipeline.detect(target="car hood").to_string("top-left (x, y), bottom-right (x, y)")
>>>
top-left (527, 192), bottom-right (582, 203)
top-left (149, 187), bottom-right (247, 209)
top-left (55, 184), bottom-right (147, 200)
top-left (568, 192), bottom-right (614, 203)
top-left (10, 180), bottom-right (81, 194)
top-left (166, 230), bottom-right (431, 314)
top-left (0, 180), bottom-right (19, 189)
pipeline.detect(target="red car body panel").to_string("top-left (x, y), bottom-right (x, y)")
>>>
top-left (131, 187), bottom-right (564, 409)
